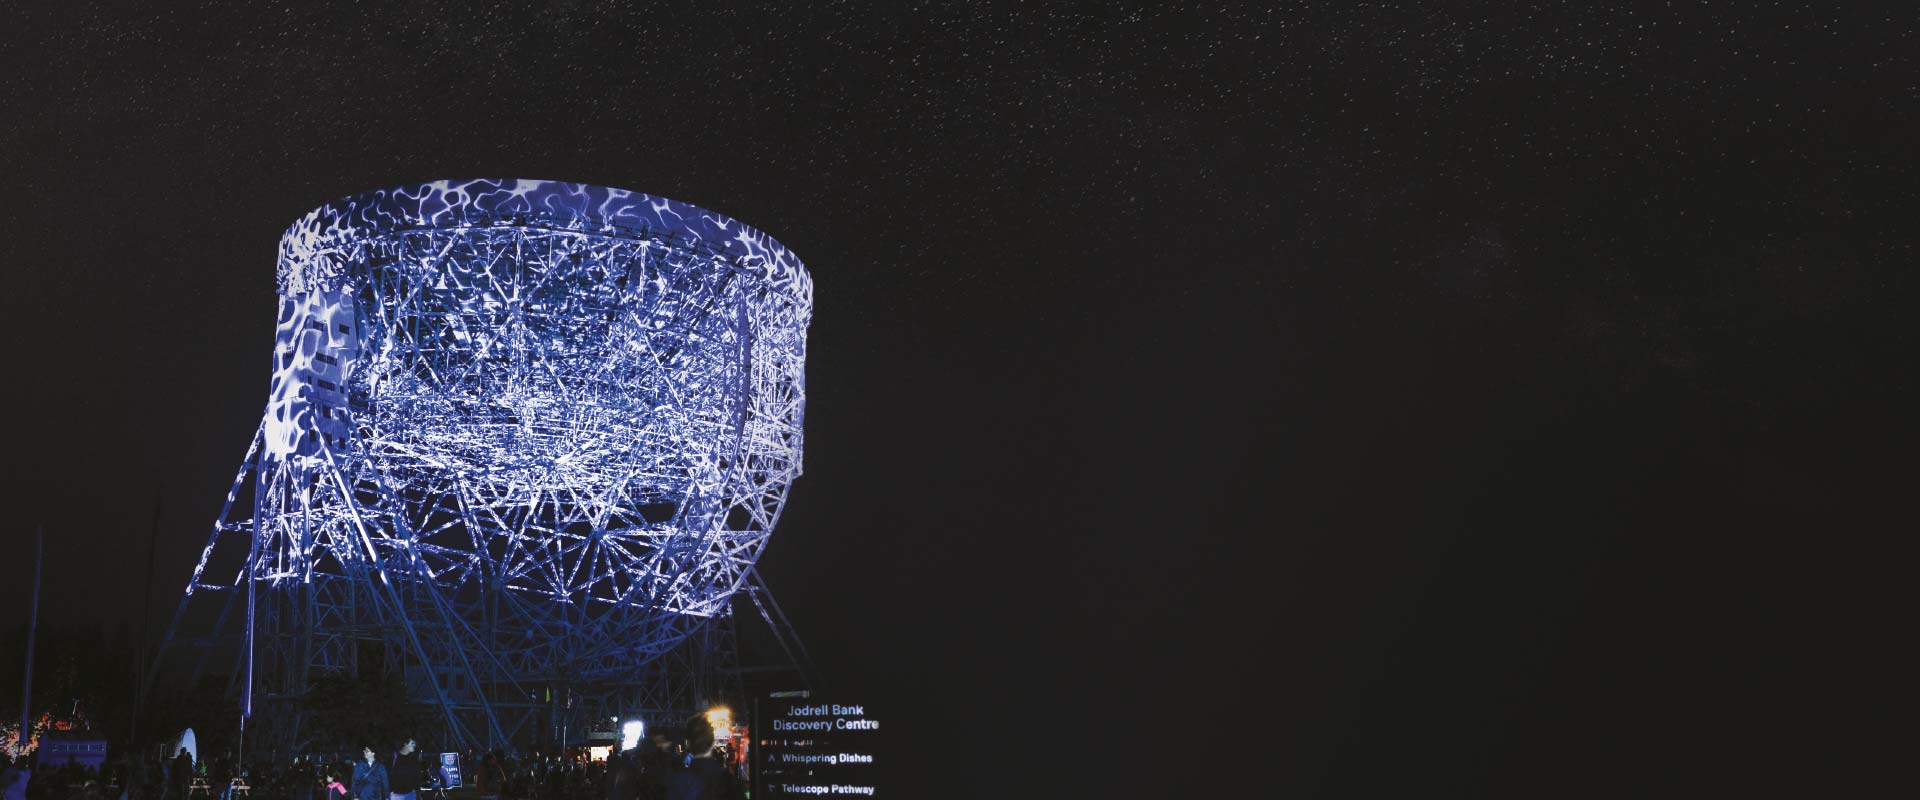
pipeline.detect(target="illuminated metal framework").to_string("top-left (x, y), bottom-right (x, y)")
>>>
top-left (153, 179), bottom-right (812, 753)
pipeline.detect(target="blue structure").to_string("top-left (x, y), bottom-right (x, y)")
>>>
top-left (153, 180), bottom-right (812, 753)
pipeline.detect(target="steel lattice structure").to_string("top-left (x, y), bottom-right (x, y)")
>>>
top-left (153, 179), bottom-right (811, 753)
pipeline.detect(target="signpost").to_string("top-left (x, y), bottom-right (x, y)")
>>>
top-left (437, 753), bottom-right (462, 789)
top-left (752, 692), bottom-right (883, 797)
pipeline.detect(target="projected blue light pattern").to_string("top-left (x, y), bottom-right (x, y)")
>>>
top-left (158, 179), bottom-right (811, 749)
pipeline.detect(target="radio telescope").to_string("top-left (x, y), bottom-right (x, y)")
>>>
top-left (152, 179), bottom-right (812, 752)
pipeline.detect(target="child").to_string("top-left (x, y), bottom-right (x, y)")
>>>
top-left (322, 772), bottom-right (348, 800)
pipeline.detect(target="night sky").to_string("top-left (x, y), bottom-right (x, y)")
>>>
top-left (2, 3), bottom-right (1913, 797)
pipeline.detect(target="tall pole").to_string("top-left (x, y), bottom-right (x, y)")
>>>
top-left (18, 526), bottom-right (44, 758)
top-left (240, 454), bottom-right (264, 769)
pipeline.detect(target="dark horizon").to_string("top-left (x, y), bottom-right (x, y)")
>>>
top-left (4, 4), bottom-right (1912, 797)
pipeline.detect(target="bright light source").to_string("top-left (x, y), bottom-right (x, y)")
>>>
top-left (621, 719), bottom-right (645, 751)
top-left (706, 707), bottom-right (733, 739)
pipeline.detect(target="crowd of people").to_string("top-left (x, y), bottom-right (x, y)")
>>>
top-left (0, 714), bottom-right (742, 800)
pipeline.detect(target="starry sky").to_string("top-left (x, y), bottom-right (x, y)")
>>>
top-left (2, 3), bottom-right (1914, 797)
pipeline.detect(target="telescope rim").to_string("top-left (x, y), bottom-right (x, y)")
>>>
top-left (276, 178), bottom-right (810, 297)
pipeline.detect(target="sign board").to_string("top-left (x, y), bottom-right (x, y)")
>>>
top-left (752, 694), bottom-right (883, 798)
top-left (37, 739), bottom-right (108, 770)
top-left (437, 753), bottom-right (462, 789)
